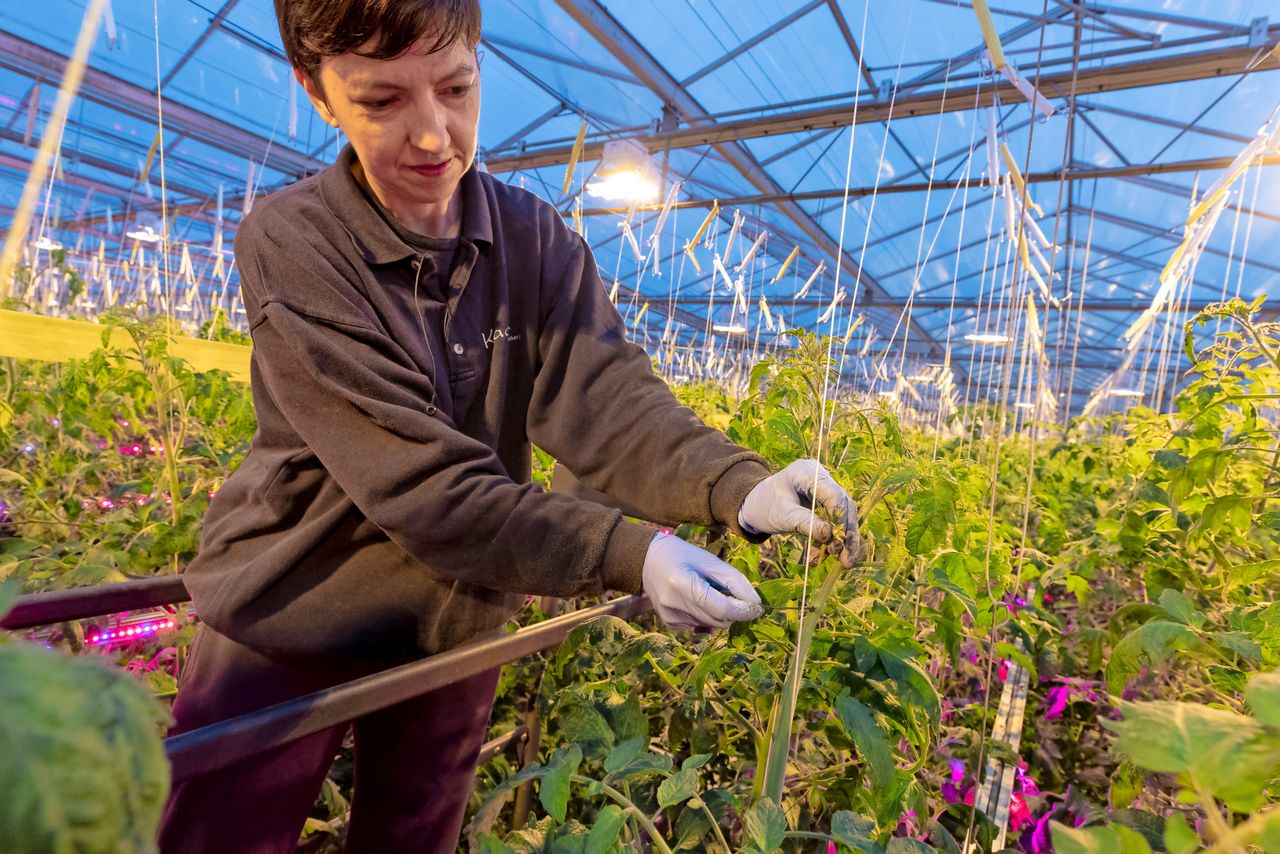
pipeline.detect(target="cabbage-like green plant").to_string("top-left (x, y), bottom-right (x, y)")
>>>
top-left (0, 585), bottom-right (170, 853)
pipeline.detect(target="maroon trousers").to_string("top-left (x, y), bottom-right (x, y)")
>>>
top-left (158, 624), bottom-right (500, 853)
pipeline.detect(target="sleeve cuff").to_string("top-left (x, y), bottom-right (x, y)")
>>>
top-left (710, 459), bottom-right (772, 543)
top-left (600, 518), bottom-right (655, 594)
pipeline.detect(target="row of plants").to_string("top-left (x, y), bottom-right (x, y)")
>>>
top-left (1, 306), bottom-right (1277, 851)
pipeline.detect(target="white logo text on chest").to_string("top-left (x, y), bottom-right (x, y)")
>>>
top-left (483, 327), bottom-right (522, 349)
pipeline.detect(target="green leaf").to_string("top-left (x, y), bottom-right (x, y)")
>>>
top-left (601, 739), bottom-right (672, 784)
top-left (1106, 621), bottom-right (1199, 693)
top-left (1152, 450), bottom-right (1187, 470)
top-left (584, 804), bottom-right (626, 854)
top-left (1106, 699), bottom-right (1280, 813)
top-left (553, 696), bottom-right (615, 755)
top-left (1259, 810), bottom-right (1280, 853)
top-left (744, 799), bottom-right (787, 852)
top-left (1162, 813), bottom-right (1198, 854)
top-left (1157, 589), bottom-right (1205, 628)
top-left (0, 578), bottom-right (18, 626)
top-left (600, 692), bottom-right (647, 744)
top-left (905, 476), bottom-right (958, 556)
top-left (674, 804), bottom-right (712, 850)
top-left (1211, 631), bottom-right (1262, 662)
top-left (1051, 823), bottom-right (1151, 854)
top-left (1246, 671), bottom-right (1280, 728)
top-left (831, 811), bottom-right (883, 853)
top-left (682, 753), bottom-right (713, 771)
top-left (603, 737), bottom-right (645, 773)
top-left (476, 832), bottom-right (519, 854)
top-left (1227, 559), bottom-right (1280, 592)
top-left (887, 840), bottom-right (935, 854)
top-left (657, 768), bottom-right (699, 808)
top-left (836, 696), bottom-right (896, 790)
top-left (539, 745), bottom-right (582, 823)
top-left (1109, 810), bottom-right (1166, 851)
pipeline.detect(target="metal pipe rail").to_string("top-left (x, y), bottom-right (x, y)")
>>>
top-left (2, 579), bottom-right (649, 784)
top-left (0, 575), bottom-right (191, 630)
top-left (165, 594), bottom-right (651, 783)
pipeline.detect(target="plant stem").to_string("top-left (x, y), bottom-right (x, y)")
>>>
top-left (569, 775), bottom-right (674, 854)
top-left (784, 830), bottom-right (839, 842)
top-left (761, 558), bottom-right (846, 803)
top-left (1201, 806), bottom-right (1280, 854)
top-left (1193, 777), bottom-right (1244, 854)
top-left (698, 800), bottom-right (732, 852)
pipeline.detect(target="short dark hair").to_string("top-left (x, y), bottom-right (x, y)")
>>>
top-left (275, 0), bottom-right (482, 79)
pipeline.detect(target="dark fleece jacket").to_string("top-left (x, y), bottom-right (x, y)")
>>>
top-left (182, 146), bottom-right (770, 663)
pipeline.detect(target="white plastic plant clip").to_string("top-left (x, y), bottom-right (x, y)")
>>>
top-left (817, 287), bottom-right (847, 324)
top-left (985, 108), bottom-right (1000, 186)
top-left (243, 160), bottom-right (256, 216)
top-left (736, 230), bottom-right (767, 273)
top-left (759, 295), bottom-right (776, 332)
top-left (999, 63), bottom-right (1056, 119)
top-left (713, 254), bottom-right (735, 295)
top-left (649, 182), bottom-right (681, 246)
top-left (620, 220), bottom-right (643, 262)
top-left (733, 275), bottom-right (748, 315)
top-left (103, 0), bottom-right (117, 48)
top-left (722, 209), bottom-right (743, 263)
top-left (288, 78), bottom-right (298, 140)
top-left (796, 261), bottom-right (825, 300)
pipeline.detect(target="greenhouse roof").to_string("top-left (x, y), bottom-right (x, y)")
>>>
top-left (2, 0), bottom-right (1279, 413)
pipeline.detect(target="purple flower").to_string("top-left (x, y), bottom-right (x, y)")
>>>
top-left (1045, 685), bottom-right (1070, 720)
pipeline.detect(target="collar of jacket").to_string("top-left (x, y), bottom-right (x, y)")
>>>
top-left (318, 143), bottom-right (494, 266)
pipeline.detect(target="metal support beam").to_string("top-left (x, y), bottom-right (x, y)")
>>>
top-left (826, 0), bottom-right (875, 89)
top-left (0, 30), bottom-right (325, 179)
top-left (162, 0), bottom-right (240, 88)
top-left (680, 0), bottom-right (825, 87)
top-left (483, 35), bottom-right (640, 85)
top-left (483, 32), bottom-right (1280, 172)
top-left (574, 153), bottom-right (1280, 217)
top-left (552, 0), bottom-right (945, 357)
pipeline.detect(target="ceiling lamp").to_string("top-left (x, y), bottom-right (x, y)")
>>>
top-left (126, 224), bottom-right (161, 243)
top-left (34, 236), bottom-right (63, 251)
top-left (712, 323), bottom-right (747, 334)
top-left (964, 332), bottom-right (1012, 345)
top-left (586, 139), bottom-right (659, 204)
top-left (1109, 388), bottom-right (1144, 398)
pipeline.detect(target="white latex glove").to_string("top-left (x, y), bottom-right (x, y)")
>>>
top-left (739, 459), bottom-right (860, 553)
top-left (642, 533), bottom-right (764, 630)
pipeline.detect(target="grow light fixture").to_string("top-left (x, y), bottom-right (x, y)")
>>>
top-left (712, 323), bottom-right (748, 334)
top-left (1014, 401), bottom-right (1034, 410)
top-left (907, 374), bottom-right (933, 383)
top-left (1109, 388), bottom-right (1144, 398)
top-left (964, 332), bottom-right (1012, 345)
top-left (126, 224), bottom-right (161, 243)
top-left (34, 236), bottom-right (63, 251)
top-left (86, 618), bottom-right (177, 647)
top-left (586, 139), bottom-right (659, 204)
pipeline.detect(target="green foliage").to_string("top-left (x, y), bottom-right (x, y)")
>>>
top-left (1107, 675), bottom-right (1280, 814)
top-left (0, 639), bottom-right (170, 853)
top-left (0, 310), bottom-right (255, 591)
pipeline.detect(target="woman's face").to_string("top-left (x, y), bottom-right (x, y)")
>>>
top-left (300, 35), bottom-right (481, 228)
